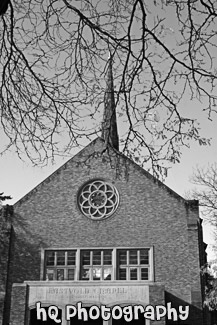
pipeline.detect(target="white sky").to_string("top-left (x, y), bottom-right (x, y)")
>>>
top-left (1, 100), bottom-right (217, 205)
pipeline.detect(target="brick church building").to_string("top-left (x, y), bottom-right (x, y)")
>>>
top-left (0, 59), bottom-right (208, 325)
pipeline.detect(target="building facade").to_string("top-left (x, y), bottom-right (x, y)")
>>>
top-left (0, 60), bottom-right (207, 325)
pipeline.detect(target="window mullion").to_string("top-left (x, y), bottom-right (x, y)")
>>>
top-left (76, 249), bottom-right (80, 281)
top-left (54, 252), bottom-right (57, 266)
top-left (90, 250), bottom-right (93, 281)
top-left (101, 251), bottom-right (103, 280)
top-left (113, 248), bottom-right (116, 281)
top-left (90, 250), bottom-right (93, 265)
top-left (65, 251), bottom-right (67, 266)
top-left (138, 250), bottom-right (140, 281)
top-left (53, 252), bottom-right (57, 280)
top-left (127, 250), bottom-right (130, 280)
top-left (149, 246), bottom-right (154, 281)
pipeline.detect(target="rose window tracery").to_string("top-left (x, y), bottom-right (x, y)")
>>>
top-left (78, 180), bottom-right (119, 219)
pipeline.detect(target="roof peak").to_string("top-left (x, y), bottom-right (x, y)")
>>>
top-left (101, 56), bottom-right (119, 150)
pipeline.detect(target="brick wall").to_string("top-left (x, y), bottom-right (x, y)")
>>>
top-left (6, 138), bottom-right (204, 324)
top-left (150, 284), bottom-right (165, 325)
top-left (0, 205), bottom-right (14, 325)
top-left (10, 284), bottom-right (28, 325)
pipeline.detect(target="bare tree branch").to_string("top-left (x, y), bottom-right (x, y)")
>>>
top-left (189, 163), bottom-right (217, 228)
top-left (0, 0), bottom-right (217, 178)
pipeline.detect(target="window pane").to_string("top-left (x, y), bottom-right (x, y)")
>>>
top-left (81, 251), bottom-right (90, 265)
top-left (67, 251), bottom-right (76, 265)
top-left (93, 251), bottom-right (101, 265)
top-left (57, 251), bottom-right (65, 265)
top-left (103, 251), bottom-right (112, 265)
top-left (141, 268), bottom-right (149, 280)
top-left (57, 269), bottom-right (64, 280)
top-left (130, 268), bottom-right (138, 280)
top-left (46, 269), bottom-right (54, 280)
top-left (129, 250), bottom-right (138, 264)
top-left (119, 268), bottom-right (126, 280)
top-left (46, 251), bottom-right (55, 266)
top-left (81, 268), bottom-right (90, 280)
top-left (140, 249), bottom-right (149, 265)
top-left (68, 269), bottom-right (75, 280)
top-left (93, 267), bottom-right (101, 280)
top-left (118, 250), bottom-right (127, 265)
top-left (103, 267), bottom-right (112, 281)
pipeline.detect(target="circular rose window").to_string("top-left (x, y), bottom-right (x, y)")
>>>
top-left (78, 180), bottom-right (119, 219)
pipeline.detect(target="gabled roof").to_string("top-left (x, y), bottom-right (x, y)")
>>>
top-left (14, 137), bottom-right (196, 209)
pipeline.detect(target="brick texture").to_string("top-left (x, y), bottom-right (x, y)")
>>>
top-left (2, 138), bottom-right (206, 324)
top-left (10, 284), bottom-right (28, 325)
top-left (0, 205), bottom-right (14, 325)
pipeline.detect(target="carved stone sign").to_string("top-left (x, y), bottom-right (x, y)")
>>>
top-left (28, 284), bottom-right (149, 307)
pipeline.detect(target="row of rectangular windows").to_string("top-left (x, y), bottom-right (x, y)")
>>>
top-left (44, 248), bottom-right (152, 282)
